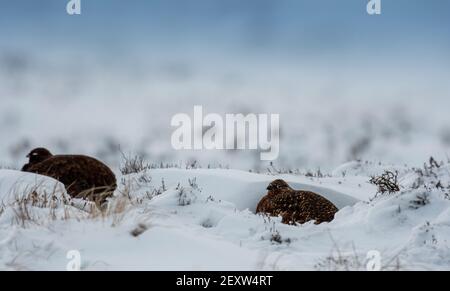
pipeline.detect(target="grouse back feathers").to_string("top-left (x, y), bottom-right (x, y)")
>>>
top-left (22, 148), bottom-right (116, 205)
top-left (257, 179), bottom-right (338, 225)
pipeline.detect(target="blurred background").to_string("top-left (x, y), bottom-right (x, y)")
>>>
top-left (1, 0), bottom-right (450, 172)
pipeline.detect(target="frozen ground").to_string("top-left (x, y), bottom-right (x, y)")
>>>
top-left (1, 158), bottom-right (449, 271)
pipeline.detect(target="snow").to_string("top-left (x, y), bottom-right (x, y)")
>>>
top-left (0, 169), bottom-right (67, 204)
top-left (1, 161), bottom-right (449, 270)
top-left (1, 49), bottom-right (450, 173)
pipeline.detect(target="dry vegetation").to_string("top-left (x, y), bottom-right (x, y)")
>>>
top-left (119, 151), bottom-right (152, 175)
top-left (0, 176), bottom-right (154, 229)
top-left (315, 234), bottom-right (403, 271)
top-left (1, 181), bottom-right (74, 227)
top-left (369, 170), bottom-right (400, 196)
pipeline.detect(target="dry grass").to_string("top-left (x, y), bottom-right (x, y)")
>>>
top-left (2, 180), bottom-right (74, 227)
top-left (315, 249), bottom-right (403, 271)
top-left (369, 170), bottom-right (400, 196)
top-left (0, 177), bottom-right (143, 228)
top-left (73, 185), bottom-right (116, 208)
top-left (265, 162), bottom-right (332, 177)
top-left (315, 233), bottom-right (403, 271)
top-left (119, 150), bottom-right (151, 175)
top-left (106, 196), bottom-right (132, 227)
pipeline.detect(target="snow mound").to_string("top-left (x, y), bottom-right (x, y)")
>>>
top-left (1, 161), bottom-right (450, 270)
top-left (135, 168), bottom-right (361, 211)
top-left (0, 170), bottom-right (90, 230)
top-left (0, 169), bottom-right (68, 205)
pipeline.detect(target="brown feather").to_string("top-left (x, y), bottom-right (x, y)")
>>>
top-left (257, 179), bottom-right (338, 225)
top-left (22, 148), bottom-right (116, 205)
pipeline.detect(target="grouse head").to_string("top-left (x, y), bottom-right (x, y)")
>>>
top-left (266, 179), bottom-right (291, 195)
top-left (25, 148), bottom-right (53, 165)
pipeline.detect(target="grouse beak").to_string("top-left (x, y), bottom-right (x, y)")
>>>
top-left (266, 185), bottom-right (273, 191)
top-left (26, 153), bottom-right (30, 158)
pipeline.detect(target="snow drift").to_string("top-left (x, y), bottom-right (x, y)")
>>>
top-left (0, 159), bottom-right (449, 270)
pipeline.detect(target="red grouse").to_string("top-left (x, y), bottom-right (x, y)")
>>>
top-left (22, 148), bottom-right (116, 205)
top-left (256, 179), bottom-right (338, 225)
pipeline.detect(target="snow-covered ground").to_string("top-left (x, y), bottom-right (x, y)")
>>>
top-left (1, 158), bottom-right (449, 270)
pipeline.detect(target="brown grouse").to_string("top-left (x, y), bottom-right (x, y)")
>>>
top-left (256, 179), bottom-right (338, 225)
top-left (22, 148), bottom-right (116, 205)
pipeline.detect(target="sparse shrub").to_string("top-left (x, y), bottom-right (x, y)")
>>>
top-left (141, 178), bottom-right (168, 202)
top-left (161, 178), bottom-right (167, 192)
top-left (119, 150), bottom-right (151, 175)
top-left (259, 218), bottom-right (291, 245)
top-left (445, 190), bottom-right (450, 201)
top-left (177, 180), bottom-right (199, 206)
top-left (369, 170), bottom-right (400, 196)
top-left (411, 157), bottom-right (449, 195)
top-left (188, 177), bottom-right (201, 191)
top-left (267, 162), bottom-right (282, 175)
top-left (417, 156), bottom-right (442, 180)
top-left (138, 173), bottom-right (152, 184)
top-left (266, 162), bottom-right (331, 177)
top-left (315, 250), bottom-right (363, 271)
top-left (177, 187), bottom-right (192, 206)
top-left (206, 195), bottom-right (215, 203)
top-left (270, 231), bottom-right (283, 244)
top-left (268, 231), bottom-right (291, 244)
top-left (315, 241), bottom-right (403, 271)
top-left (200, 219), bottom-right (214, 228)
top-left (410, 193), bottom-right (430, 209)
top-left (428, 156), bottom-right (442, 169)
top-left (185, 160), bottom-right (200, 169)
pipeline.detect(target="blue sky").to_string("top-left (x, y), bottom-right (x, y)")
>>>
top-left (1, 0), bottom-right (449, 58)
